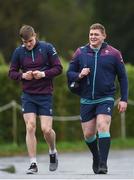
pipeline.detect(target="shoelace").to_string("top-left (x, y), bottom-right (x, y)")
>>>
top-left (29, 163), bottom-right (37, 169)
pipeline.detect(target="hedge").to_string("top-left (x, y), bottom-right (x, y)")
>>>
top-left (0, 62), bottom-right (133, 143)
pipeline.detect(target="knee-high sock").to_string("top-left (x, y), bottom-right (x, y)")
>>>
top-left (98, 132), bottom-right (111, 164)
top-left (85, 135), bottom-right (99, 161)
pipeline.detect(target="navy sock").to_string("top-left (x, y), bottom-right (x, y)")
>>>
top-left (85, 138), bottom-right (100, 161)
top-left (98, 136), bottom-right (111, 164)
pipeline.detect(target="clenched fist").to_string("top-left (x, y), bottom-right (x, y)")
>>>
top-left (79, 68), bottom-right (90, 79)
top-left (32, 70), bottom-right (45, 79)
top-left (22, 71), bottom-right (33, 80)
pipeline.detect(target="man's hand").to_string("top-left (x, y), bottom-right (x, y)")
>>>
top-left (118, 101), bottom-right (127, 113)
top-left (22, 71), bottom-right (33, 80)
top-left (32, 70), bottom-right (45, 79)
top-left (79, 68), bottom-right (90, 79)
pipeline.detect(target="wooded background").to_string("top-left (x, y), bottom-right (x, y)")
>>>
top-left (0, 0), bottom-right (133, 64)
top-left (0, 0), bottom-right (134, 143)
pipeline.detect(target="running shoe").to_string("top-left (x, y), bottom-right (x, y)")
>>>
top-left (26, 162), bottom-right (38, 174)
top-left (49, 153), bottom-right (58, 171)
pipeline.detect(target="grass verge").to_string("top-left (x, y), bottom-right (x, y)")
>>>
top-left (0, 138), bottom-right (134, 157)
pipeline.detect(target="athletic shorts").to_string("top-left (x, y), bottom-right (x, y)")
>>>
top-left (21, 92), bottom-right (53, 116)
top-left (80, 100), bottom-right (114, 122)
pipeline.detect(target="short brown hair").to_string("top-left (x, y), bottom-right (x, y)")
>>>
top-left (90, 23), bottom-right (106, 34)
top-left (19, 25), bottom-right (36, 40)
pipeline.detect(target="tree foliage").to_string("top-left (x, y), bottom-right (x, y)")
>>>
top-left (0, 0), bottom-right (133, 64)
top-left (0, 0), bottom-right (94, 62)
top-left (93, 0), bottom-right (134, 64)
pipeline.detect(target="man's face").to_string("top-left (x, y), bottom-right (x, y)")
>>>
top-left (89, 29), bottom-right (106, 48)
top-left (22, 35), bottom-right (36, 50)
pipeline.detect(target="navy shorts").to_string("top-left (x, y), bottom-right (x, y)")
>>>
top-left (21, 92), bottom-right (53, 116)
top-left (80, 100), bottom-right (114, 122)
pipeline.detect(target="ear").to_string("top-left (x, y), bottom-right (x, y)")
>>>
top-left (104, 33), bottom-right (107, 39)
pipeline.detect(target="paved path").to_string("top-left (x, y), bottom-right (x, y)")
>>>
top-left (0, 150), bottom-right (134, 179)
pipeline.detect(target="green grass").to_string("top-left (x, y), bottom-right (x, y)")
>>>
top-left (0, 141), bottom-right (87, 157)
top-left (0, 138), bottom-right (134, 157)
top-left (111, 138), bottom-right (134, 149)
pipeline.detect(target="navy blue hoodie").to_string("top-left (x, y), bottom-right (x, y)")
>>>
top-left (67, 42), bottom-right (128, 102)
top-left (9, 41), bottom-right (62, 95)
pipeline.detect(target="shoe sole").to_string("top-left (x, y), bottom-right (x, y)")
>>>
top-left (26, 172), bottom-right (38, 174)
top-left (49, 161), bottom-right (58, 171)
top-left (49, 165), bottom-right (58, 171)
top-left (98, 168), bottom-right (107, 174)
top-left (26, 170), bottom-right (38, 174)
top-left (49, 168), bottom-right (58, 171)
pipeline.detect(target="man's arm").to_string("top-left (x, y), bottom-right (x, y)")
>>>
top-left (67, 48), bottom-right (82, 82)
top-left (116, 52), bottom-right (128, 102)
top-left (8, 48), bottom-right (23, 81)
top-left (115, 51), bottom-right (128, 112)
top-left (43, 43), bottom-right (63, 78)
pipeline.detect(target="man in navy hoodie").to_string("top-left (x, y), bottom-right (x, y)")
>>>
top-left (9, 25), bottom-right (62, 174)
top-left (67, 23), bottom-right (128, 174)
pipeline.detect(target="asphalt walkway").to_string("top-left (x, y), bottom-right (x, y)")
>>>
top-left (0, 150), bottom-right (134, 179)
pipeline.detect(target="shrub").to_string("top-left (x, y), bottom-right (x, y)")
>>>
top-left (0, 62), bottom-right (133, 143)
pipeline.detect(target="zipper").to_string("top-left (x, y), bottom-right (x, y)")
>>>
top-left (92, 51), bottom-right (98, 99)
top-left (31, 50), bottom-right (35, 62)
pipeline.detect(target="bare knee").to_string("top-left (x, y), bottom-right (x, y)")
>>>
top-left (84, 131), bottom-right (95, 139)
top-left (97, 115), bottom-right (111, 132)
top-left (81, 118), bottom-right (96, 139)
top-left (26, 122), bottom-right (36, 134)
top-left (42, 127), bottom-right (53, 137)
top-left (97, 121), bottom-right (110, 132)
top-left (97, 123), bottom-right (107, 132)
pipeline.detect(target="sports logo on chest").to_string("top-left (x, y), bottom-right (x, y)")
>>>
top-left (105, 50), bottom-right (109, 54)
